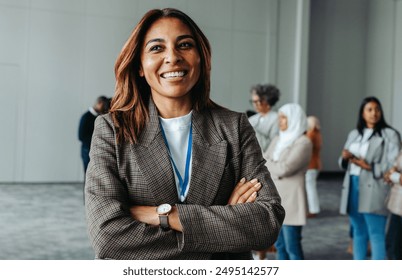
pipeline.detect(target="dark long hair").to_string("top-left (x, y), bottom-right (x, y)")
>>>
top-left (110, 8), bottom-right (219, 144)
top-left (356, 96), bottom-right (397, 138)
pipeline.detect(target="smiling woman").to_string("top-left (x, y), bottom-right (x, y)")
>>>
top-left (84, 8), bottom-right (285, 260)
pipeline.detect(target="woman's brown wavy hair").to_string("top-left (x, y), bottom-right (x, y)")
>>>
top-left (110, 8), bottom-right (219, 144)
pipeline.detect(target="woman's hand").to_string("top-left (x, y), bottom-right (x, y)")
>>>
top-left (343, 149), bottom-right (371, 170)
top-left (342, 149), bottom-right (354, 160)
top-left (384, 171), bottom-right (391, 184)
top-left (130, 177), bottom-right (263, 230)
top-left (384, 168), bottom-right (396, 184)
top-left (227, 178), bottom-right (261, 205)
top-left (350, 157), bottom-right (371, 170)
top-left (384, 167), bottom-right (402, 185)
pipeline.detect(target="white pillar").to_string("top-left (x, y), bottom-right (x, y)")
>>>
top-left (293, 0), bottom-right (310, 108)
top-left (392, 0), bottom-right (402, 134)
top-left (275, 0), bottom-right (310, 109)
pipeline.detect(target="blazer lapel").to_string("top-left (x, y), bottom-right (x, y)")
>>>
top-left (185, 110), bottom-right (228, 206)
top-left (130, 100), bottom-right (179, 205)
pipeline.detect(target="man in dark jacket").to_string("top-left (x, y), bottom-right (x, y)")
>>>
top-left (78, 96), bottom-right (111, 173)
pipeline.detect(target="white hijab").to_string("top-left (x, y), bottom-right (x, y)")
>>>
top-left (272, 103), bottom-right (307, 161)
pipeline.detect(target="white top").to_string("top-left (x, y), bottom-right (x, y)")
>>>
top-left (349, 128), bottom-right (373, 176)
top-left (159, 111), bottom-right (192, 202)
top-left (248, 111), bottom-right (279, 152)
top-left (89, 107), bottom-right (98, 116)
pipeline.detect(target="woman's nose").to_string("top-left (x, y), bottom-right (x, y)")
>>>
top-left (165, 47), bottom-right (182, 64)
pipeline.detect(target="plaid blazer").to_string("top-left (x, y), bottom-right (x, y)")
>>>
top-left (85, 100), bottom-right (285, 260)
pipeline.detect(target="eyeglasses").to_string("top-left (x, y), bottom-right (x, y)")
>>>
top-left (249, 99), bottom-right (262, 105)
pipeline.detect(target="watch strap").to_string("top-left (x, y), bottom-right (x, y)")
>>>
top-left (159, 215), bottom-right (170, 231)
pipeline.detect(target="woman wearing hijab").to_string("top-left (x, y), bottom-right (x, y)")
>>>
top-left (264, 103), bottom-right (312, 260)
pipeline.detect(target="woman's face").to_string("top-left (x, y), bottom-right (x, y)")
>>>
top-left (362, 101), bottom-right (381, 128)
top-left (278, 112), bottom-right (288, 131)
top-left (140, 17), bottom-right (201, 103)
top-left (251, 91), bottom-right (270, 114)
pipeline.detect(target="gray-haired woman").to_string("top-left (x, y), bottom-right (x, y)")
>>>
top-left (248, 84), bottom-right (280, 153)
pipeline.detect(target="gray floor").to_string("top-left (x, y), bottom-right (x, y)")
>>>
top-left (302, 175), bottom-right (352, 260)
top-left (0, 175), bottom-right (352, 260)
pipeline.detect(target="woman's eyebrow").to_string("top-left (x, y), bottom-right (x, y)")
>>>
top-left (144, 34), bottom-right (195, 47)
top-left (145, 38), bottom-right (164, 47)
top-left (177, 34), bottom-right (195, 41)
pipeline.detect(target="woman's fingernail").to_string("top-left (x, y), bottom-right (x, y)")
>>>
top-left (250, 178), bottom-right (258, 183)
top-left (252, 192), bottom-right (257, 197)
top-left (254, 183), bottom-right (262, 189)
top-left (240, 177), bottom-right (246, 183)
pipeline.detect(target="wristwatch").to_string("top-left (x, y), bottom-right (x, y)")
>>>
top-left (156, 204), bottom-right (172, 231)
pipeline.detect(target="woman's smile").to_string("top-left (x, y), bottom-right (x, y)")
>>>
top-left (160, 70), bottom-right (188, 79)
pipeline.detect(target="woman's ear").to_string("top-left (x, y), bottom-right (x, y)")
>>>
top-left (139, 66), bottom-right (144, 77)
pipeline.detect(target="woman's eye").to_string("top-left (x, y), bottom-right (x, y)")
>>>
top-left (179, 42), bottom-right (193, 49)
top-left (149, 45), bottom-right (162, 52)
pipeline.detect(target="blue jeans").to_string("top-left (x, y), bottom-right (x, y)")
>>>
top-left (348, 175), bottom-right (387, 260)
top-left (386, 213), bottom-right (402, 260)
top-left (81, 146), bottom-right (90, 173)
top-left (275, 225), bottom-right (304, 260)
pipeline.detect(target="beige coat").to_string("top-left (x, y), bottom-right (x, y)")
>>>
top-left (264, 135), bottom-right (312, 226)
top-left (387, 151), bottom-right (402, 216)
top-left (394, 152), bottom-right (402, 179)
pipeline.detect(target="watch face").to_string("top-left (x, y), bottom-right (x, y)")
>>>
top-left (157, 204), bottom-right (172, 215)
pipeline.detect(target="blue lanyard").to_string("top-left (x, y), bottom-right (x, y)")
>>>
top-left (159, 120), bottom-right (193, 201)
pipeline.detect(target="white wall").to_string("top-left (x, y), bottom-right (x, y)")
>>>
top-left (307, 0), bottom-right (368, 171)
top-left (307, 0), bottom-right (402, 171)
top-left (392, 0), bottom-right (402, 136)
top-left (6, 0), bottom-right (399, 179)
top-left (365, 0), bottom-right (395, 122)
top-left (275, 0), bottom-right (310, 109)
top-left (0, 0), bottom-right (138, 182)
top-left (3, 0), bottom-right (301, 182)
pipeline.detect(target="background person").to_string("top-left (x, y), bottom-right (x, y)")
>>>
top-left (384, 150), bottom-right (402, 259)
top-left (78, 96), bottom-right (111, 173)
top-left (305, 116), bottom-right (322, 217)
top-left (248, 84), bottom-right (280, 153)
top-left (264, 103), bottom-right (312, 260)
top-left (339, 96), bottom-right (400, 260)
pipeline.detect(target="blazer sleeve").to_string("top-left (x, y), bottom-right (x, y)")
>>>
top-left (372, 130), bottom-right (401, 179)
top-left (78, 113), bottom-right (88, 143)
top-left (175, 114), bottom-right (285, 253)
top-left (85, 116), bottom-right (171, 259)
top-left (338, 130), bottom-right (357, 170)
top-left (265, 137), bottom-right (312, 179)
